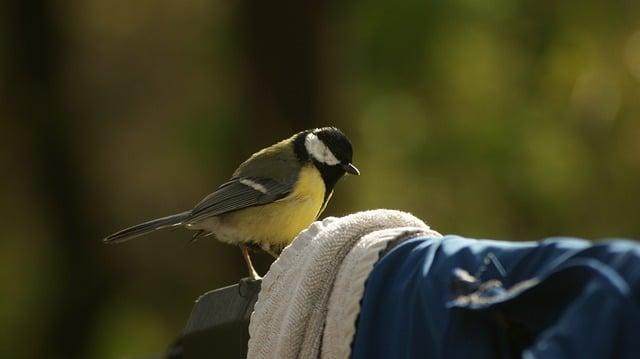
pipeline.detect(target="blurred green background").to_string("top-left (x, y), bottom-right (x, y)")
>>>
top-left (2, 0), bottom-right (640, 358)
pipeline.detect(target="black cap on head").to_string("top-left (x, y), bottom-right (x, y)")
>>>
top-left (313, 127), bottom-right (353, 164)
top-left (293, 126), bottom-right (359, 175)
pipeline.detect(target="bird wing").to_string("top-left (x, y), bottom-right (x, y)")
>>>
top-left (187, 136), bottom-right (303, 223)
top-left (232, 136), bottom-right (301, 180)
top-left (187, 176), bottom-right (294, 223)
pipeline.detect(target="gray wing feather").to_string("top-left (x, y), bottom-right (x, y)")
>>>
top-left (187, 176), bottom-right (293, 222)
top-left (187, 137), bottom-right (302, 223)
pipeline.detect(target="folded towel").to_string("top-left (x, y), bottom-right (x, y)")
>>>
top-left (247, 209), bottom-right (441, 359)
top-left (322, 226), bottom-right (442, 359)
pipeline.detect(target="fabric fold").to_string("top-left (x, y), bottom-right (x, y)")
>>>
top-left (247, 209), bottom-right (441, 359)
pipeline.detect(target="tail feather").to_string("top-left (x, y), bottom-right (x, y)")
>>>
top-left (104, 211), bottom-right (190, 244)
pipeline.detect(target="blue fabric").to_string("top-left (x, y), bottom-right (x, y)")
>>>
top-left (351, 235), bottom-right (640, 359)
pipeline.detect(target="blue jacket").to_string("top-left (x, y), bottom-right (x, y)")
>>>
top-left (352, 236), bottom-right (640, 359)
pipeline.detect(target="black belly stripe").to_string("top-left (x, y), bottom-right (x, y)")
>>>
top-left (317, 190), bottom-right (333, 218)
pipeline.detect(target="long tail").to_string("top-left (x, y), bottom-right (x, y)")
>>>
top-left (103, 211), bottom-right (191, 244)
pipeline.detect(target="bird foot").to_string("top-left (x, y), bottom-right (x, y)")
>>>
top-left (248, 270), bottom-right (262, 281)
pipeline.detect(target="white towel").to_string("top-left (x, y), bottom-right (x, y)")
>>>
top-left (247, 209), bottom-right (441, 359)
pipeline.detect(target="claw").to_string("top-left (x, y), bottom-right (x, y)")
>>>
top-left (189, 230), bottom-right (210, 244)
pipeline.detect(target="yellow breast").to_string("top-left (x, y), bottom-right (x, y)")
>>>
top-left (217, 164), bottom-right (326, 248)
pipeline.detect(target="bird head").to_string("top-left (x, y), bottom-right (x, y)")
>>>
top-left (302, 127), bottom-right (359, 176)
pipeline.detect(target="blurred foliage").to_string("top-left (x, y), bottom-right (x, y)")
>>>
top-left (1, 0), bottom-right (640, 357)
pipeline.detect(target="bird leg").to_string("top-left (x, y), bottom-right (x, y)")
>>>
top-left (240, 244), bottom-right (261, 280)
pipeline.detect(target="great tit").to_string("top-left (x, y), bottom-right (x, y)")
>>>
top-left (104, 127), bottom-right (359, 279)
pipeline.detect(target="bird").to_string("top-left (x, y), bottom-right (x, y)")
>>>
top-left (104, 127), bottom-right (359, 280)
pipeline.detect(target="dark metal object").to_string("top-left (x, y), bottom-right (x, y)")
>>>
top-left (167, 278), bottom-right (262, 358)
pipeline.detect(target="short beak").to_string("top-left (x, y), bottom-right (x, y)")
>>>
top-left (342, 163), bottom-right (360, 175)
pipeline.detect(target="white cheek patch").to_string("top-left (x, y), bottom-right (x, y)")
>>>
top-left (239, 178), bottom-right (268, 194)
top-left (305, 132), bottom-right (340, 165)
